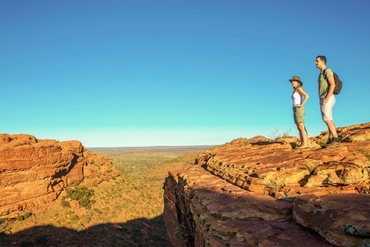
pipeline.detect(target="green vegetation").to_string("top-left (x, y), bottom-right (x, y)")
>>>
top-left (316, 139), bottom-right (327, 147)
top-left (61, 184), bottom-right (95, 209)
top-left (175, 222), bottom-right (192, 243)
top-left (269, 127), bottom-right (291, 140)
top-left (0, 218), bottom-right (11, 233)
top-left (0, 212), bottom-right (32, 234)
top-left (357, 147), bottom-right (370, 161)
top-left (16, 212), bottom-right (32, 221)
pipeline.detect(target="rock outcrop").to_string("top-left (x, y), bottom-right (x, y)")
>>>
top-left (0, 134), bottom-right (120, 218)
top-left (164, 122), bottom-right (370, 247)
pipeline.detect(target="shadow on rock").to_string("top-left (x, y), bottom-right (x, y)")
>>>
top-left (0, 215), bottom-right (170, 247)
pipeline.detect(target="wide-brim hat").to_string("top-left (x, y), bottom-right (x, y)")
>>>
top-left (289, 75), bottom-right (303, 85)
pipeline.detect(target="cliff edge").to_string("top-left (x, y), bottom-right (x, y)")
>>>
top-left (0, 134), bottom-right (120, 218)
top-left (164, 122), bottom-right (370, 247)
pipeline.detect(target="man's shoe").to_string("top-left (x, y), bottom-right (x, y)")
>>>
top-left (324, 137), bottom-right (341, 148)
top-left (326, 137), bottom-right (334, 145)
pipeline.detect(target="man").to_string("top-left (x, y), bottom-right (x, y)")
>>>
top-left (315, 55), bottom-right (340, 147)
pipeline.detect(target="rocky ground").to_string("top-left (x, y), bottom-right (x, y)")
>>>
top-left (164, 122), bottom-right (370, 247)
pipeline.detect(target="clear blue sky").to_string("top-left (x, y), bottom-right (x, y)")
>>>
top-left (1, 1), bottom-right (369, 147)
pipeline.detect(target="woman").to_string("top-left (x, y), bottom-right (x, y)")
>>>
top-left (289, 75), bottom-right (309, 148)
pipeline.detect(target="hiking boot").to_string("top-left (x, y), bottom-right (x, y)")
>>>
top-left (326, 137), bottom-right (334, 145)
top-left (324, 137), bottom-right (341, 148)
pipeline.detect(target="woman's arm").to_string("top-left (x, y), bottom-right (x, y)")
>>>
top-left (296, 87), bottom-right (309, 107)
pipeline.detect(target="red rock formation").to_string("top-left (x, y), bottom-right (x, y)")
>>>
top-left (0, 134), bottom-right (120, 218)
top-left (164, 122), bottom-right (370, 247)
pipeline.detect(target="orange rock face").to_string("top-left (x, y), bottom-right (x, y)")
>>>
top-left (0, 134), bottom-right (120, 218)
top-left (164, 122), bottom-right (370, 247)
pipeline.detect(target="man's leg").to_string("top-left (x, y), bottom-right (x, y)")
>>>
top-left (321, 97), bottom-right (340, 147)
top-left (325, 120), bottom-right (338, 137)
top-left (324, 120), bottom-right (340, 147)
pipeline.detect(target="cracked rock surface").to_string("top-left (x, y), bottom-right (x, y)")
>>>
top-left (164, 122), bottom-right (370, 246)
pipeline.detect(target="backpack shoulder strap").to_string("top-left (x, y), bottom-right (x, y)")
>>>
top-left (322, 68), bottom-right (328, 81)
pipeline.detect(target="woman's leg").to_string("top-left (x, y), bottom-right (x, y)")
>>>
top-left (296, 122), bottom-right (307, 146)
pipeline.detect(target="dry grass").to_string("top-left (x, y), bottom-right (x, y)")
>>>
top-left (0, 146), bottom-right (211, 247)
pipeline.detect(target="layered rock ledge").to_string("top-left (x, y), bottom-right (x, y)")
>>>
top-left (164, 122), bottom-right (370, 247)
top-left (0, 134), bottom-right (120, 218)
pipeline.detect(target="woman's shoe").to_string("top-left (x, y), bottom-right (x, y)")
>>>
top-left (295, 144), bottom-right (308, 149)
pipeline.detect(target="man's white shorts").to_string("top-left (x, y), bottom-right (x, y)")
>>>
top-left (320, 95), bottom-right (336, 121)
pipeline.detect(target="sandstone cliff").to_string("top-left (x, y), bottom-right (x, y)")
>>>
top-left (164, 122), bottom-right (370, 247)
top-left (0, 134), bottom-right (120, 218)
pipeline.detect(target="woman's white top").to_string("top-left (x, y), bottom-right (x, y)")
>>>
top-left (291, 91), bottom-right (302, 108)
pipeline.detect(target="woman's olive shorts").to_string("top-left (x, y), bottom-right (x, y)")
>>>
top-left (293, 107), bottom-right (305, 124)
